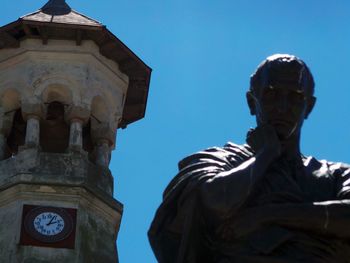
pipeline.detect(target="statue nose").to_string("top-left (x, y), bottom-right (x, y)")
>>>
top-left (275, 95), bottom-right (289, 113)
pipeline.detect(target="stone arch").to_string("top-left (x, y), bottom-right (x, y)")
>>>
top-left (41, 84), bottom-right (73, 105)
top-left (85, 86), bottom-right (122, 130)
top-left (83, 95), bottom-right (111, 160)
top-left (31, 76), bottom-right (79, 153)
top-left (32, 75), bottom-right (80, 106)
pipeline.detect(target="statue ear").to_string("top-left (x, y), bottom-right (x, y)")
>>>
top-left (305, 96), bottom-right (316, 119)
top-left (246, 91), bottom-right (256, 115)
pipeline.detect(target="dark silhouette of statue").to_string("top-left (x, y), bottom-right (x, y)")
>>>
top-left (149, 54), bottom-right (350, 263)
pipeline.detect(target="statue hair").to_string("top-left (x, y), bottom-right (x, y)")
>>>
top-left (250, 54), bottom-right (315, 96)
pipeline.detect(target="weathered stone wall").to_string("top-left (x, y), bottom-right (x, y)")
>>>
top-left (0, 150), bottom-right (122, 263)
top-left (0, 39), bottom-right (128, 155)
top-left (0, 38), bottom-right (125, 263)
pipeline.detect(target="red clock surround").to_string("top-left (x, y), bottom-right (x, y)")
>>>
top-left (20, 205), bottom-right (77, 249)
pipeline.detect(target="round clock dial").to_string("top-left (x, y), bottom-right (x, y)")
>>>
top-left (24, 206), bottom-right (73, 243)
top-left (33, 212), bottom-right (65, 236)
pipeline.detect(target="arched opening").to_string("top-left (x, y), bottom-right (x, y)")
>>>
top-left (1, 89), bottom-right (24, 159)
top-left (40, 101), bottom-right (69, 153)
top-left (39, 85), bottom-right (72, 153)
top-left (83, 119), bottom-right (94, 159)
top-left (5, 108), bottom-right (26, 158)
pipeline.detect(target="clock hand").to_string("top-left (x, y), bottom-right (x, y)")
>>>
top-left (46, 215), bottom-right (57, 226)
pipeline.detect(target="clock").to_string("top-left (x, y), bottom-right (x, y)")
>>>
top-left (33, 211), bottom-right (66, 236)
top-left (21, 205), bottom-right (77, 248)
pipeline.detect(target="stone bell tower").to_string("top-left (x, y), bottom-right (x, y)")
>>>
top-left (0, 1), bottom-right (151, 262)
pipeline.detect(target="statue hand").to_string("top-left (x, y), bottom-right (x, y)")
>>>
top-left (246, 125), bottom-right (281, 161)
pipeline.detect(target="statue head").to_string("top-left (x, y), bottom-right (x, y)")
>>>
top-left (247, 54), bottom-right (316, 140)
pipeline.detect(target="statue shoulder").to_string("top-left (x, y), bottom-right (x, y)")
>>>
top-left (326, 160), bottom-right (350, 176)
top-left (178, 142), bottom-right (254, 171)
top-left (163, 142), bottom-right (253, 199)
top-left (150, 143), bottom-right (254, 262)
top-left (303, 155), bottom-right (350, 176)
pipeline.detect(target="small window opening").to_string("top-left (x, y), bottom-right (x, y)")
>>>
top-left (5, 108), bottom-right (26, 158)
top-left (40, 101), bottom-right (69, 153)
top-left (83, 119), bottom-right (94, 161)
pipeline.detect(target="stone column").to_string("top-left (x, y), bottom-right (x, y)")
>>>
top-left (25, 115), bottom-right (40, 147)
top-left (95, 139), bottom-right (111, 167)
top-left (65, 106), bottom-right (90, 152)
top-left (69, 118), bottom-right (83, 151)
top-left (22, 103), bottom-right (43, 148)
top-left (91, 123), bottom-right (115, 168)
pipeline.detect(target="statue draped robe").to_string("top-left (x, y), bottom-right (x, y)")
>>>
top-left (149, 142), bottom-right (350, 263)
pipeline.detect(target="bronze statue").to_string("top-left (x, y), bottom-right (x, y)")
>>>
top-left (149, 54), bottom-right (350, 262)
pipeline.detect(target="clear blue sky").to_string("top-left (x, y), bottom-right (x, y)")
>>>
top-left (2, 1), bottom-right (350, 262)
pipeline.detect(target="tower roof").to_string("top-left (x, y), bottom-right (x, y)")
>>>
top-left (0, 0), bottom-right (151, 128)
top-left (41, 0), bottom-right (73, 15)
top-left (22, 0), bottom-right (102, 27)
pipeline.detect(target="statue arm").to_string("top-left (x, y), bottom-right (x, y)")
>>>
top-left (232, 201), bottom-right (350, 239)
top-left (272, 165), bottom-right (350, 238)
top-left (274, 201), bottom-right (350, 238)
top-left (199, 149), bottom-right (276, 221)
top-left (228, 164), bottom-right (350, 239)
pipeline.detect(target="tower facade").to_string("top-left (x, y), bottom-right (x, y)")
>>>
top-left (0, 1), bottom-right (151, 262)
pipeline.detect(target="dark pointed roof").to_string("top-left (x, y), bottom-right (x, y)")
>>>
top-left (0, 0), bottom-right (151, 128)
top-left (41, 0), bottom-right (72, 15)
top-left (22, 0), bottom-right (102, 27)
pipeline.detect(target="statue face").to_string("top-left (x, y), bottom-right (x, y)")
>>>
top-left (249, 83), bottom-right (315, 140)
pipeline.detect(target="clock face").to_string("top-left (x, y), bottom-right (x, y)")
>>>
top-left (33, 212), bottom-right (65, 236)
top-left (24, 206), bottom-right (73, 243)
